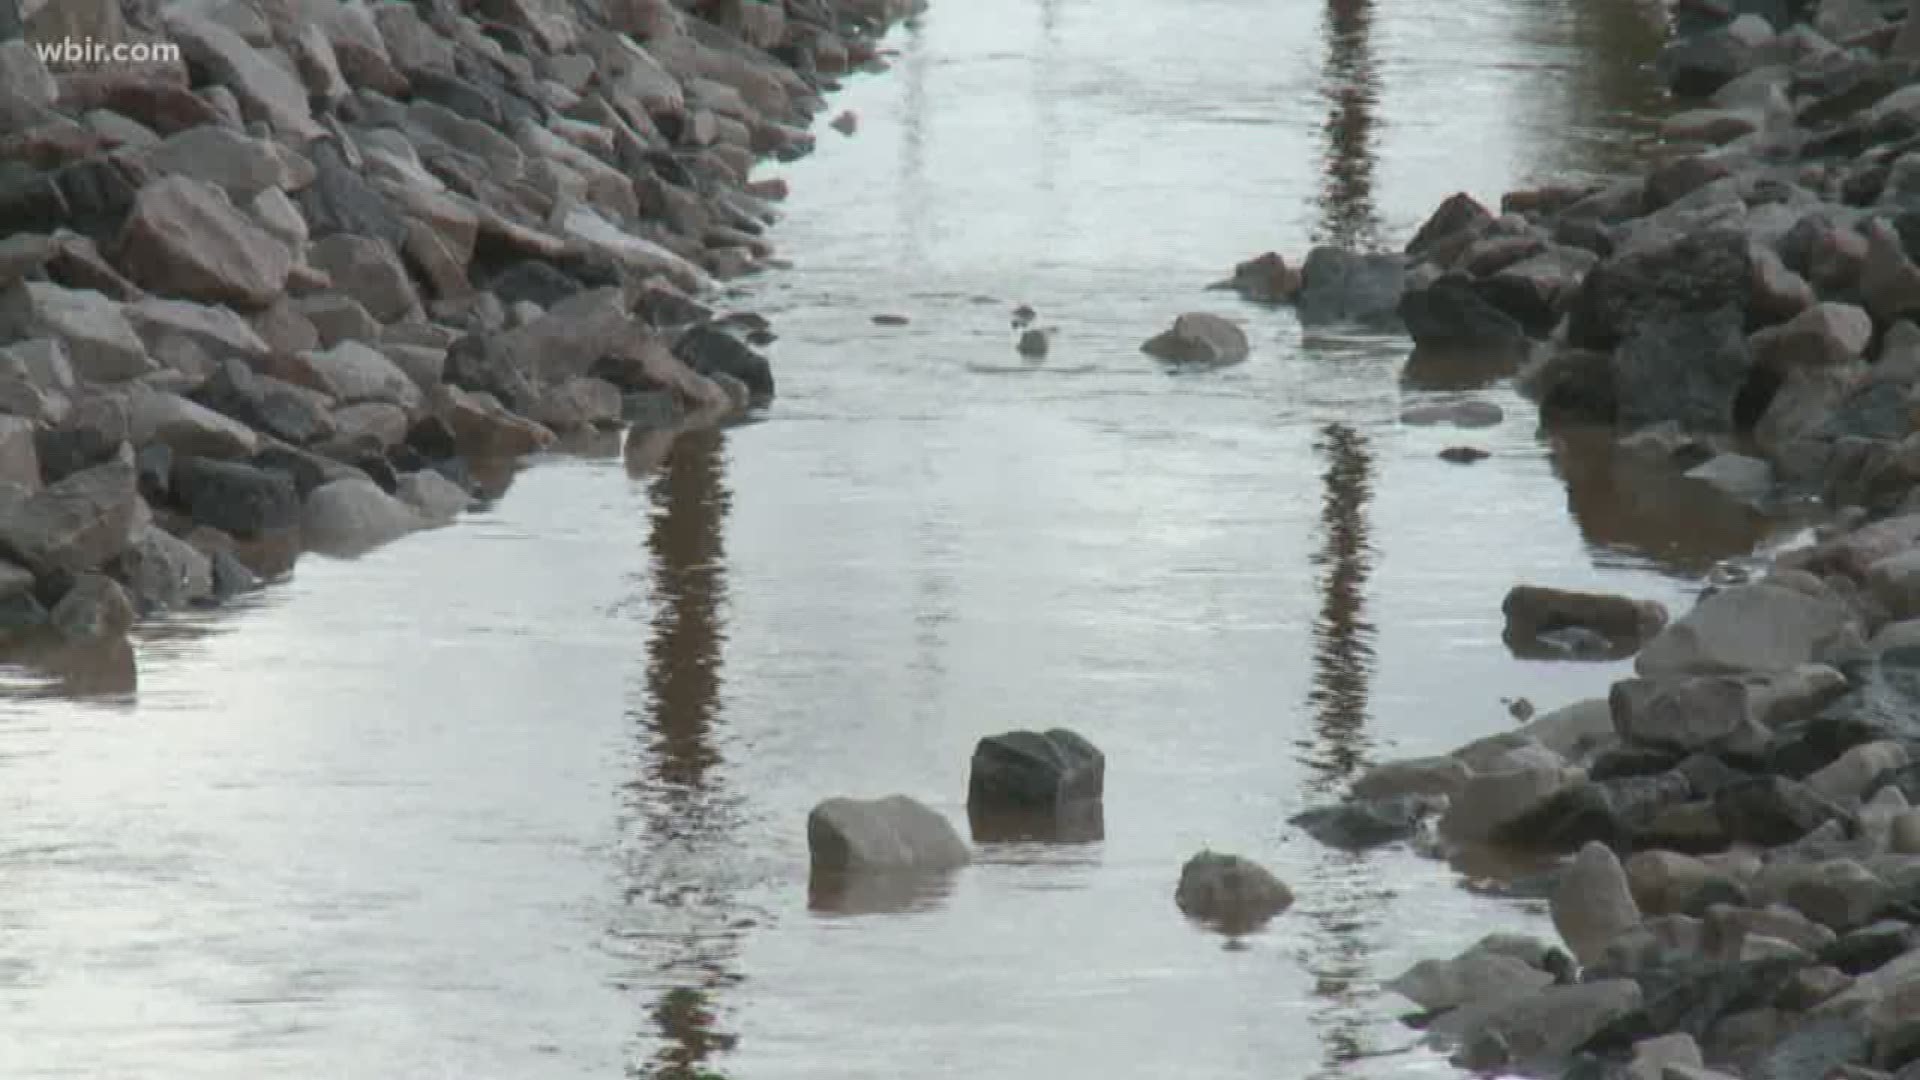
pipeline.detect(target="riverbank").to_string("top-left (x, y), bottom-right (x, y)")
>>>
top-left (1267, 0), bottom-right (1920, 1074)
top-left (0, 0), bottom-right (920, 688)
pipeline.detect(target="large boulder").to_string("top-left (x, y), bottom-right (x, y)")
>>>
top-left (191, 359), bottom-right (334, 447)
top-left (672, 324), bottom-right (773, 403)
top-left (0, 445), bottom-right (141, 576)
top-left (1503, 585), bottom-right (1669, 659)
top-left (304, 235), bottom-right (419, 324)
top-left (1398, 275), bottom-right (1529, 353)
top-left (300, 476), bottom-right (424, 557)
top-left (125, 383), bottom-right (259, 460)
top-left (1294, 247), bottom-right (1406, 328)
top-left (170, 456), bottom-right (298, 538)
top-left (1567, 231), bottom-right (1753, 351)
top-left (1386, 936), bottom-right (1558, 1013)
top-left (294, 341), bottom-right (424, 412)
top-left (141, 125), bottom-right (287, 202)
top-left (1637, 583), bottom-right (1860, 679)
top-left (49, 572), bottom-right (135, 641)
top-left (1611, 306), bottom-right (1753, 433)
top-left (1427, 979), bottom-right (1643, 1073)
top-left (1140, 312), bottom-right (1250, 365)
top-left (1442, 758), bottom-right (1580, 845)
top-left (806, 794), bottom-right (971, 873)
top-left (1610, 676), bottom-right (1763, 753)
top-left (114, 523), bottom-right (212, 612)
top-left (115, 176), bottom-right (292, 310)
top-left (967, 728), bottom-right (1104, 810)
top-left (163, 9), bottom-right (319, 140)
top-left (1552, 841), bottom-right (1644, 967)
top-left (0, 281), bottom-right (152, 382)
top-left (1173, 850), bottom-right (1294, 932)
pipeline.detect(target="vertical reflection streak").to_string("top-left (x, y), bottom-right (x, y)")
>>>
top-left (899, 16), bottom-right (929, 269)
top-left (1293, 422), bottom-right (1388, 1080)
top-left (619, 428), bottom-right (747, 1079)
top-left (1316, 0), bottom-right (1383, 250)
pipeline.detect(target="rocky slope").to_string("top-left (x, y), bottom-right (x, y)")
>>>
top-left (1267, 0), bottom-right (1920, 1075)
top-left (0, 0), bottom-right (916, 670)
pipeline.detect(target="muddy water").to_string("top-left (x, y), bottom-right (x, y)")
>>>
top-left (0, 1), bottom-right (1805, 1078)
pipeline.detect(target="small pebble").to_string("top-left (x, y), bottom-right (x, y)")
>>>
top-left (830, 110), bottom-right (858, 135)
top-left (1017, 328), bottom-right (1049, 358)
top-left (873, 314), bottom-right (909, 326)
top-left (1440, 446), bottom-right (1490, 464)
top-left (1012, 304), bottom-right (1037, 328)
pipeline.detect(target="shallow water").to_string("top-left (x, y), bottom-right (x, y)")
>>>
top-left (0, 1), bottom-right (1806, 1077)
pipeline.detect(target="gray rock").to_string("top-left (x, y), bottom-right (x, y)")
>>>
top-left (1610, 676), bottom-right (1762, 753)
top-left (1637, 583), bottom-right (1860, 679)
top-left (1352, 755), bottom-right (1472, 800)
top-left (171, 456), bottom-right (298, 538)
top-left (1428, 979), bottom-right (1643, 1071)
top-left (1295, 247), bottom-right (1406, 328)
top-left (141, 125), bottom-right (286, 201)
top-left (126, 383), bottom-right (260, 460)
top-left (296, 341), bottom-right (424, 412)
top-left (296, 293), bottom-right (381, 347)
top-left (116, 176), bottom-right (293, 310)
top-left (116, 524), bottom-right (212, 612)
top-left (1612, 306), bottom-right (1753, 433)
top-left (1684, 453), bottom-right (1774, 506)
top-left (396, 470), bottom-right (470, 526)
top-left (164, 9), bottom-right (319, 139)
top-left (0, 414), bottom-right (39, 492)
top-left (1628, 1033), bottom-right (1704, 1080)
top-left (1173, 850), bottom-right (1294, 932)
top-left (1442, 761), bottom-right (1578, 845)
top-left (1808, 741), bottom-right (1910, 806)
top-left (0, 446), bottom-right (142, 576)
top-left (299, 476), bottom-right (423, 557)
top-left (49, 573), bottom-right (134, 641)
top-left (1140, 312), bottom-right (1250, 364)
top-left (1503, 585), bottom-right (1669, 659)
top-left (807, 794), bottom-right (971, 873)
top-left (967, 728), bottom-right (1104, 811)
top-left (1553, 841), bottom-right (1644, 966)
top-left (304, 236), bottom-right (420, 325)
top-left (1386, 942), bottom-right (1556, 1013)
top-left (124, 297), bottom-right (272, 364)
top-left (0, 283), bottom-right (152, 382)
top-left (331, 402), bottom-right (408, 448)
top-left (192, 359), bottom-right (334, 447)
top-left (1625, 850), bottom-right (1746, 917)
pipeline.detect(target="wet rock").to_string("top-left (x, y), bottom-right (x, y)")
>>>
top-left (1173, 850), bottom-right (1293, 932)
top-left (1400, 399), bottom-right (1504, 427)
top-left (1659, 27), bottom-right (1758, 99)
top-left (114, 523), bottom-right (211, 613)
top-left (0, 446), bottom-right (140, 576)
top-left (49, 572), bottom-right (133, 642)
top-left (1294, 247), bottom-right (1406, 329)
top-left (300, 475), bottom-right (423, 558)
top-left (673, 324), bottom-right (773, 403)
top-left (1398, 275), bottom-right (1530, 353)
top-left (1554, 841), bottom-right (1645, 967)
top-left (1291, 794), bottom-right (1437, 851)
top-left (1386, 938), bottom-right (1557, 1013)
top-left (1611, 305), bottom-right (1753, 434)
top-left (115, 175), bottom-right (292, 309)
top-left (1441, 446), bottom-right (1490, 463)
top-left (0, 281), bottom-right (151, 383)
top-left (395, 469), bottom-right (470, 527)
top-left (807, 794), bottom-right (971, 873)
top-left (1408, 193), bottom-right (1495, 262)
top-left (1225, 251), bottom-right (1302, 303)
top-left (170, 456), bottom-right (297, 539)
top-left (1503, 585), bottom-right (1669, 660)
top-left (1637, 582), bottom-right (1860, 679)
top-left (967, 728), bottom-right (1104, 810)
top-left (1442, 759), bottom-right (1579, 845)
top-left (1429, 979), bottom-right (1643, 1073)
top-left (434, 385), bottom-right (555, 459)
top-left (1684, 453), bottom-right (1773, 507)
top-left (1140, 312), bottom-right (1250, 365)
top-left (1353, 755), bottom-right (1473, 800)
top-left (1568, 231), bottom-right (1752, 351)
top-left (1016, 328), bottom-right (1049, 357)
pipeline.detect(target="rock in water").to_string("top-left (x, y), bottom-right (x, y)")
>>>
top-left (1140, 312), bottom-right (1250, 364)
top-left (967, 728), bottom-right (1104, 810)
top-left (1226, 251), bottom-right (1303, 303)
top-left (1551, 841), bottom-right (1643, 967)
top-left (1294, 247), bottom-right (1407, 328)
top-left (49, 572), bottom-right (134, 641)
top-left (807, 795), bottom-right (971, 873)
top-left (300, 476), bottom-right (424, 558)
top-left (1174, 850), bottom-right (1294, 932)
top-left (0, 445), bottom-right (141, 576)
top-left (1502, 585), bottom-right (1669, 660)
top-left (1017, 328), bottom-right (1049, 357)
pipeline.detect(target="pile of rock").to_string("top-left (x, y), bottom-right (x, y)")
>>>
top-left (0, 0), bottom-right (917, 667)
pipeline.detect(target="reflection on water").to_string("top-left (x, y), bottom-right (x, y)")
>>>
top-left (626, 426), bottom-right (745, 1078)
top-left (1546, 426), bottom-right (1787, 575)
top-left (1317, 0), bottom-right (1383, 250)
top-left (1294, 421), bottom-right (1391, 1078)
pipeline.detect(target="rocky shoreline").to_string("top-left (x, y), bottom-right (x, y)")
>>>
top-left (0, 0), bottom-right (919, 689)
top-left (1249, 0), bottom-right (1920, 1075)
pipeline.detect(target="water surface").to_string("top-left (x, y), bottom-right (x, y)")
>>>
top-left (0, 1), bottom-right (1787, 1078)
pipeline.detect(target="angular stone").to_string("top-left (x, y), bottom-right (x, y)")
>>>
top-left (170, 455), bottom-right (297, 538)
top-left (300, 475), bottom-right (422, 557)
top-left (163, 10), bottom-right (318, 139)
top-left (1637, 583), bottom-right (1860, 679)
top-left (140, 125), bottom-right (285, 201)
top-left (116, 176), bottom-right (291, 310)
top-left (0, 446), bottom-right (141, 576)
top-left (304, 234), bottom-right (419, 324)
top-left (0, 282), bottom-right (151, 382)
top-left (1554, 841), bottom-right (1644, 966)
top-left (192, 359), bottom-right (333, 447)
top-left (807, 794), bottom-right (972, 874)
top-left (294, 342), bottom-right (423, 412)
top-left (125, 383), bottom-right (259, 460)
top-left (1140, 312), bottom-right (1251, 365)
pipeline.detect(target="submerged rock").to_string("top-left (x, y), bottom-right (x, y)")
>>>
top-left (1174, 850), bottom-right (1294, 932)
top-left (1140, 312), bottom-right (1250, 365)
top-left (807, 795), bottom-right (971, 874)
top-left (1503, 585), bottom-right (1670, 660)
top-left (967, 728), bottom-right (1105, 810)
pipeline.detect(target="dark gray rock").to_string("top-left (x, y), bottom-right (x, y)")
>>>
top-left (1294, 247), bottom-right (1406, 329)
top-left (295, 139), bottom-right (406, 248)
top-left (1612, 306), bottom-right (1754, 433)
top-left (170, 456), bottom-right (298, 538)
top-left (486, 260), bottom-right (584, 310)
top-left (1503, 585), bottom-right (1670, 659)
top-left (1715, 775), bottom-right (1856, 847)
top-left (1174, 850), bottom-right (1293, 933)
top-left (967, 728), bottom-right (1104, 810)
top-left (673, 325), bottom-right (773, 402)
top-left (1398, 275), bottom-right (1530, 353)
top-left (192, 359), bottom-right (334, 447)
top-left (1567, 231), bottom-right (1753, 351)
top-left (1658, 29), bottom-right (1758, 100)
top-left (1407, 192), bottom-right (1494, 262)
top-left (1291, 794), bottom-right (1437, 850)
